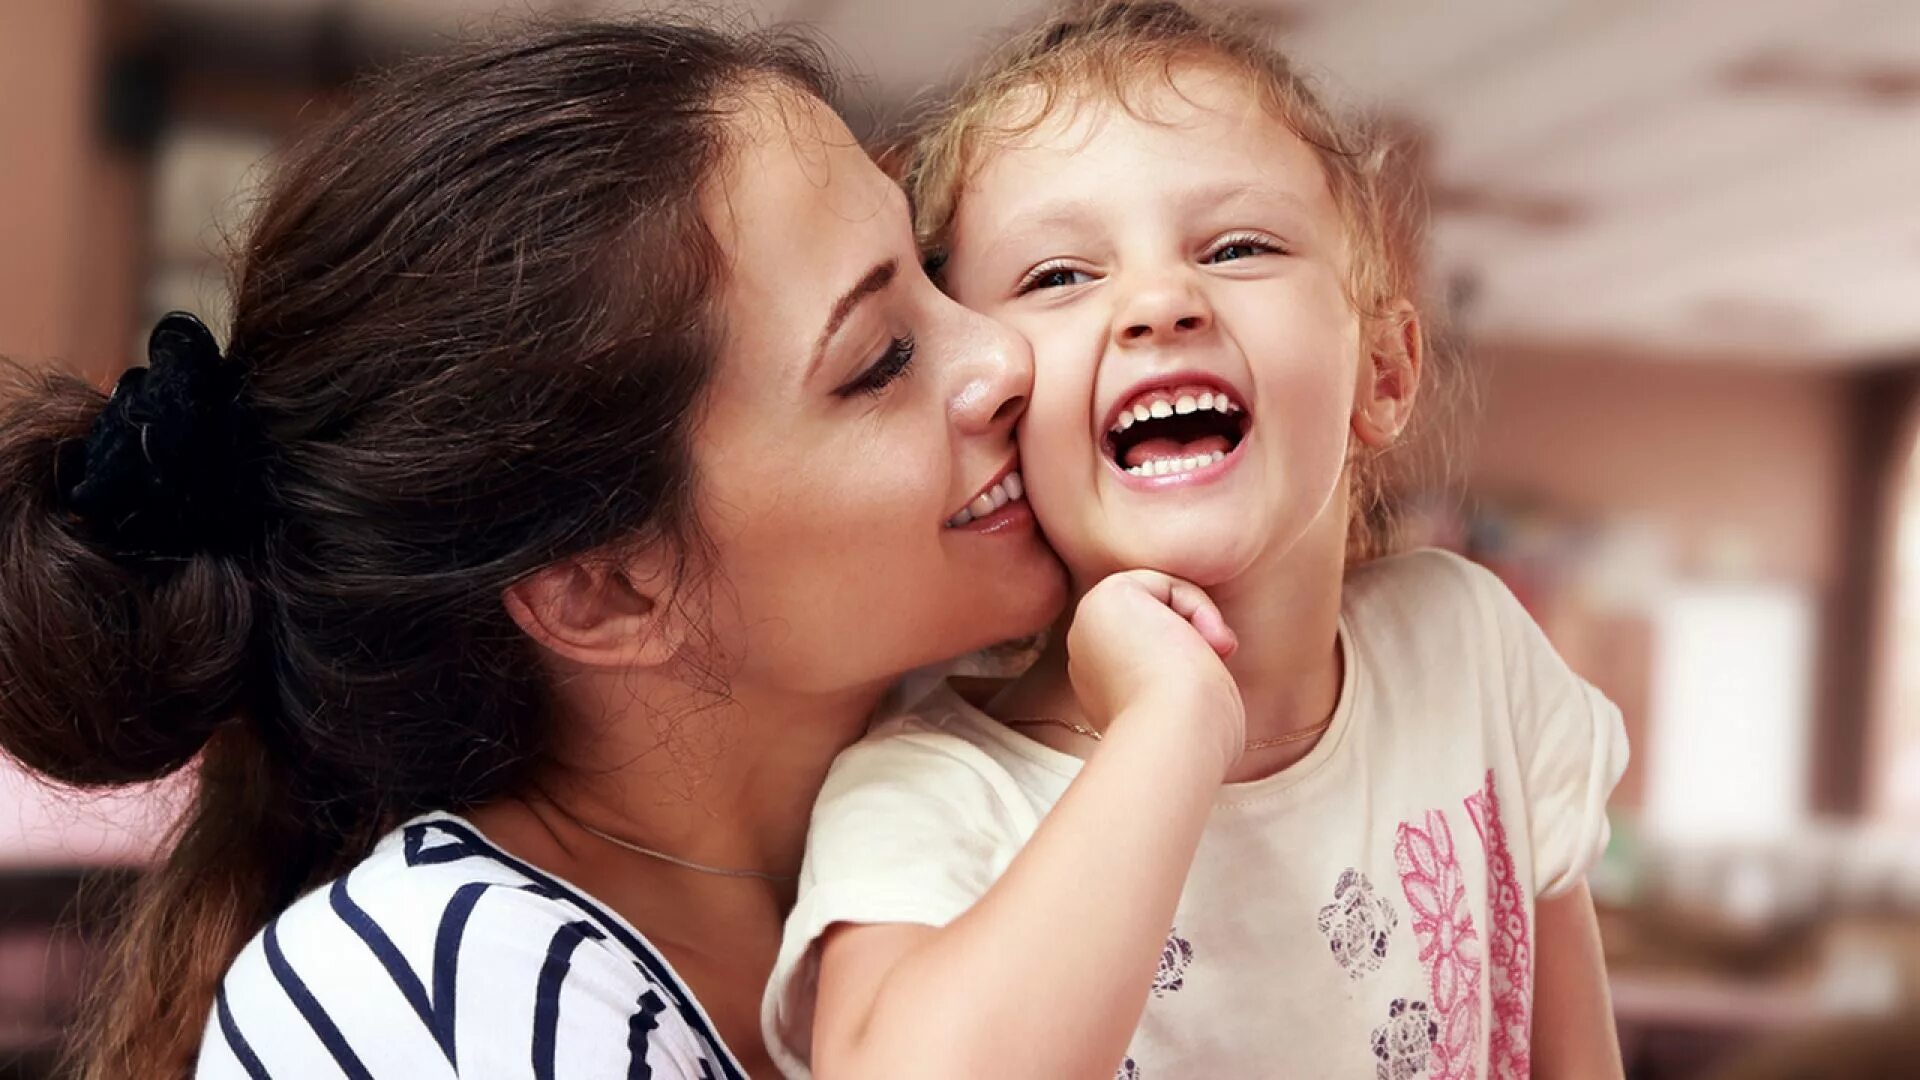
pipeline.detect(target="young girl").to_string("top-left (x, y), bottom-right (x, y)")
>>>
top-left (763, 3), bottom-right (1629, 1078)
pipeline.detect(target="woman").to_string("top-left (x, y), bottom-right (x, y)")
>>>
top-left (0, 19), bottom-right (1064, 1078)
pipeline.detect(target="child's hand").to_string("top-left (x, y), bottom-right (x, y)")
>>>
top-left (1066, 570), bottom-right (1246, 771)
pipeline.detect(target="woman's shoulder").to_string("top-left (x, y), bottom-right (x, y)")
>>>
top-left (234, 813), bottom-right (649, 969)
top-left (200, 813), bottom-right (743, 1079)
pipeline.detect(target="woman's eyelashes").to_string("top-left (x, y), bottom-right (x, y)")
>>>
top-left (834, 335), bottom-right (917, 399)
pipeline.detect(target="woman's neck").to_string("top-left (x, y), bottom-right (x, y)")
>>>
top-left (469, 671), bottom-right (885, 1074)
top-left (544, 669), bottom-right (880, 874)
top-left (994, 525), bottom-right (1348, 784)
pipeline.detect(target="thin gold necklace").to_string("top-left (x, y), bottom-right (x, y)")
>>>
top-left (577, 822), bottom-right (797, 883)
top-left (1006, 715), bottom-right (1334, 752)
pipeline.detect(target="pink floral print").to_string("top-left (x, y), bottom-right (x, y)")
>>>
top-left (1394, 809), bottom-right (1483, 1080)
top-left (1466, 771), bottom-right (1532, 1080)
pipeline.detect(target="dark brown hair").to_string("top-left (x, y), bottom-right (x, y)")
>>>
top-left (0, 19), bottom-right (830, 1078)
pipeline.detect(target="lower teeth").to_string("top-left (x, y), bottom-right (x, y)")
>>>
top-left (1126, 450), bottom-right (1227, 477)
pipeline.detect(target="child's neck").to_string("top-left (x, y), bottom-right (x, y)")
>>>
top-left (993, 525), bottom-right (1348, 785)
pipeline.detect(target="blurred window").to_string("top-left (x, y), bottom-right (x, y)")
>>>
top-left (147, 124), bottom-right (275, 341)
top-left (1647, 584), bottom-right (1815, 844)
top-left (1882, 432), bottom-right (1920, 823)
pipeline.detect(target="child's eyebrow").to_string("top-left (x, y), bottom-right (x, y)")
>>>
top-left (976, 202), bottom-right (1101, 265)
top-left (1178, 179), bottom-right (1318, 220)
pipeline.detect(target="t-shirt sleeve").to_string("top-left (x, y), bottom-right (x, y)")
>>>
top-left (762, 722), bottom-right (1030, 1077)
top-left (1457, 554), bottom-right (1631, 900)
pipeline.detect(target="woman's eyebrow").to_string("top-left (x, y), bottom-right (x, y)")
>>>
top-left (809, 259), bottom-right (899, 378)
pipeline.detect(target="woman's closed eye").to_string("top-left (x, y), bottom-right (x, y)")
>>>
top-left (835, 335), bottom-right (917, 398)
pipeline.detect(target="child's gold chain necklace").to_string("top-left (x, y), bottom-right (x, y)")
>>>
top-left (1005, 715), bottom-right (1333, 751)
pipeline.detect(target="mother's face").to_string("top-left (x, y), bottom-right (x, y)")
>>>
top-left (690, 92), bottom-right (1066, 696)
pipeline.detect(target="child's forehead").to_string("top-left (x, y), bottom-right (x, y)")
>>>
top-left (964, 70), bottom-right (1321, 204)
top-left (976, 60), bottom-right (1293, 166)
top-left (942, 60), bottom-right (1349, 278)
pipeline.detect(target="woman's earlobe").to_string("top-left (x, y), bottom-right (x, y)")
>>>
top-left (502, 557), bottom-right (687, 670)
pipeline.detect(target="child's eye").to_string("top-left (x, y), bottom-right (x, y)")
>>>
top-left (1204, 234), bottom-right (1283, 264)
top-left (1016, 261), bottom-right (1094, 295)
top-left (834, 335), bottom-right (916, 399)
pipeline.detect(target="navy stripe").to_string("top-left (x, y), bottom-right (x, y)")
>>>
top-left (627, 990), bottom-right (668, 1080)
top-left (214, 987), bottom-right (270, 1080)
top-left (263, 921), bottom-right (375, 1080)
top-left (328, 875), bottom-right (484, 1069)
top-left (405, 822), bottom-right (489, 866)
top-left (328, 879), bottom-right (436, 1037)
top-left (431, 881), bottom-right (490, 1068)
top-left (408, 817), bottom-right (749, 1080)
top-left (531, 920), bottom-right (606, 1080)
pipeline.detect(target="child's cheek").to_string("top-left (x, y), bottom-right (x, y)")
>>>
top-left (1015, 325), bottom-right (1100, 542)
top-left (1022, 368), bottom-right (1084, 503)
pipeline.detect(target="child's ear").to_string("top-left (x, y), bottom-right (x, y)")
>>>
top-left (1352, 300), bottom-right (1423, 448)
top-left (503, 547), bottom-right (690, 671)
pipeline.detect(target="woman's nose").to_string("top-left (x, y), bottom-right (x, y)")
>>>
top-left (1113, 273), bottom-right (1213, 347)
top-left (947, 309), bottom-right (1033, 436)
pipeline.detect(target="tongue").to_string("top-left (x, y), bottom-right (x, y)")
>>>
top-left (1122, 434), bottom-right (1232, 469)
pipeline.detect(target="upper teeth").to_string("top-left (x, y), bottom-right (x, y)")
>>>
top-left (1112, 386), bottom-right (1241, 433)
top-left (946, 470), bottom-right (1025, 527)
top-left (1126, 450), bottom-right (1228, 477)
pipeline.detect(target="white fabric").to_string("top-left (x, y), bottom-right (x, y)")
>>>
top-left (200, 812), bottom-right (743, 1079)
top-left (764, 549), bottom-right (1628, 1079)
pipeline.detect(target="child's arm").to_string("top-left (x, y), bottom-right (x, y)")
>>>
top-left (1531, 881), bottom-right (1624, 1079)
top-left (809, 570), bottom-right (1243, 1080)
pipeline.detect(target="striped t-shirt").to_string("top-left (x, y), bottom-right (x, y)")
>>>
top-left (199, 813), bottom-right (743, 1078)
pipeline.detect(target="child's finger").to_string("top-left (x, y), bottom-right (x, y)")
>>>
top-left (1126, 572), bottom-right (1236, 660)
top-left (1167, 580), bottom-right (1237, 658)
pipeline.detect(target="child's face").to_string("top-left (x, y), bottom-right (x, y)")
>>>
top-left (941, 65), bottom-right (1374, 590)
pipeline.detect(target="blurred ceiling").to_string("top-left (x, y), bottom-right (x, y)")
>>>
top-left (156, 0), bottom-right (1920, 366)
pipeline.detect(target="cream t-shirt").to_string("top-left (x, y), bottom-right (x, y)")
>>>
top-left (763, 549), bottom-right (1629, 1079)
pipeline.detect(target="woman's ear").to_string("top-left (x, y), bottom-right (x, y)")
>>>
top-left (1352, 300), bottom-right (1423, 448)
top-left (502, 548), bottom-right (690, 671)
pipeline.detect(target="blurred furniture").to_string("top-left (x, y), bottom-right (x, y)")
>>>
top-left (1606, 899), bottom-right (1919, 1080)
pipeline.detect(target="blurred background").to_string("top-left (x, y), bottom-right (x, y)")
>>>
top-left (1, 0), bottom-right (1917, 1076)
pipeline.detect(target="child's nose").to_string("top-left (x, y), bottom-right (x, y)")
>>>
top-left (1114, 277), bottom-right (1213, 347)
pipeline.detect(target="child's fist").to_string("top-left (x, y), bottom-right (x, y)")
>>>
top-left (1065, 570), bottom-right (1245, 770)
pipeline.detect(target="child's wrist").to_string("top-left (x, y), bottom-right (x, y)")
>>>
top-left (1105, 693), bottom-right (1241, 776)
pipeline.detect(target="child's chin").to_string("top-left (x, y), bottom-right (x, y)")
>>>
top-left (1095, 527), bottom-right (1257, 589)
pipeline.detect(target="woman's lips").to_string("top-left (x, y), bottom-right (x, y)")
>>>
top-left (947, 494), bottom-right (1035, 535)
top-left (946, 467), bottom-right (1026, 529)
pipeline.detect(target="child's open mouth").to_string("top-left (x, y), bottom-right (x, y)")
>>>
top-left (1103, 380), bottom-right (1251, 479)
